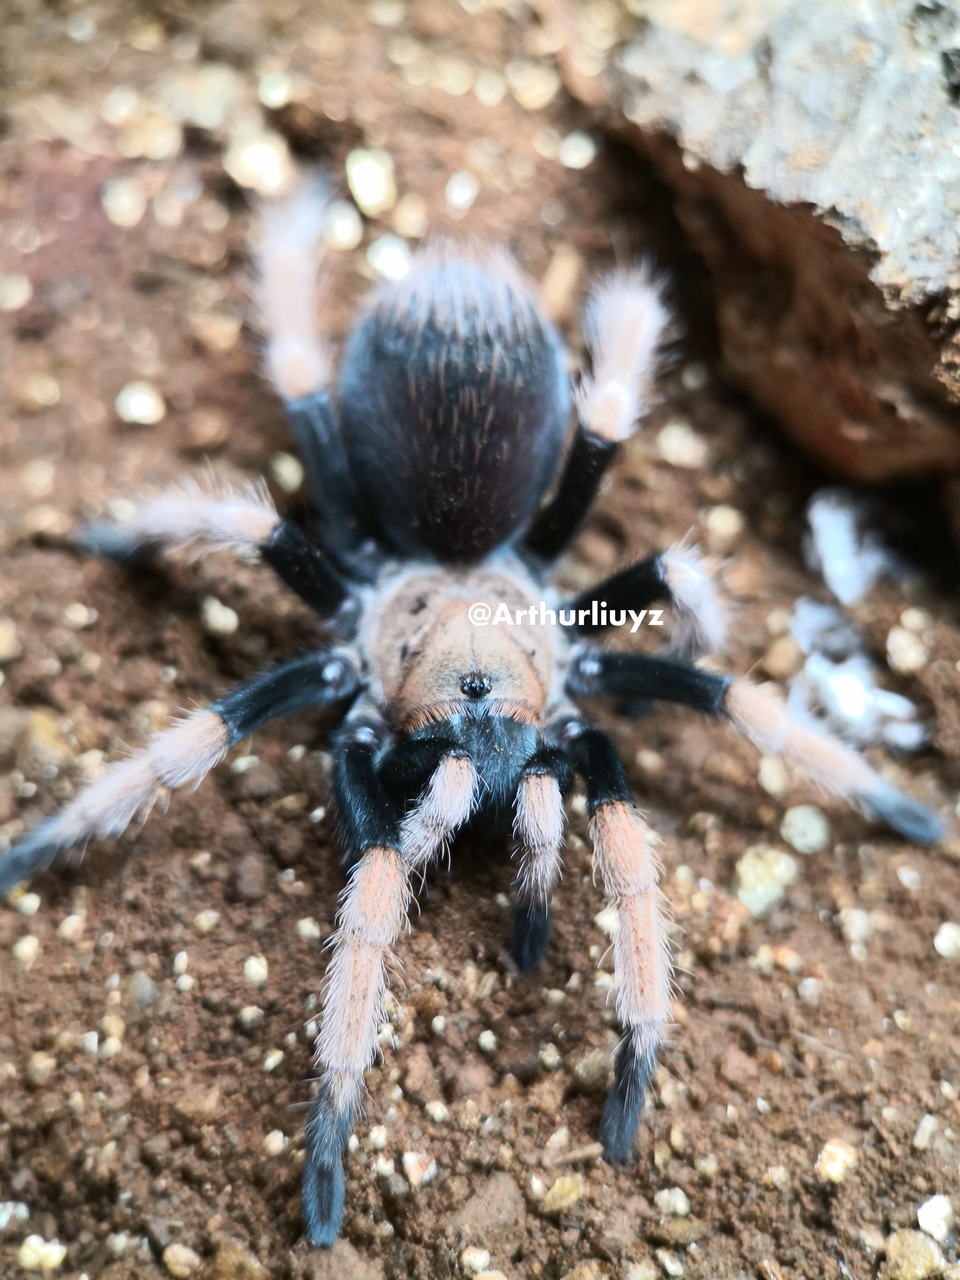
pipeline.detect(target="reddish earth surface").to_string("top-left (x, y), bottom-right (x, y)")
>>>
top-left (1, 4), bottom-right (960, 1279)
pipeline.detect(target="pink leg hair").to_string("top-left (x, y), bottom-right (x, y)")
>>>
top-left (661, 537), bottom-right (730, 658)
top-left (576, 266), bottom-right (670, 443)
top-left (254, 180), bottom-right (333, 401)
top-left (513, 772), bottom-right (565, 905)
top-left (400, 755), bottom-right (478, 870)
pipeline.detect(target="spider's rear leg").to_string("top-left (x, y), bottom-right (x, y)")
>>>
top-left (0, 649), bottom-right (360, 896)
top-left (562, 539), bottom-right (729, 660)
top-left (80, 476), bottom-right (351, 619)
top-left (524, 266), bottom-right (669, 562)
top-left (568, 649), bottom-right (944, 842)
top-left (510, 747), bottom-right (574, 971)
top-left (565, 727), bottom-right (671, 1161)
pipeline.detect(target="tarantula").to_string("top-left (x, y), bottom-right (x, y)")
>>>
top-left (0, 181), bottom-right (942, 1248)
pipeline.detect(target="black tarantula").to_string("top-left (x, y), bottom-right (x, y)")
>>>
top-left (0, 181), bottom-right (942, 1248)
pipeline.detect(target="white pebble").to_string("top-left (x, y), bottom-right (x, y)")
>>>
top-left (445, 170), bottom-right (479, 212)
top-left (367, 1125), bottom-right (388, 1150)
top-left (736, 845), bottom-right (798, 917)
top-left (594, 903), bottom-right (619, 936)
top-left (657, 421), bottom-right (708, 469)
top-left (244, 954), bottom-right (269, 986)
top-left (460, 1246), bottom-right (492, 1273)
top-left (898, 866), bottom-right (922, 890)
top-left (887, 626), bottom-right (929, 674)
top-left (558, 130), bottom-right (597, 169)
top-left (838, 908), bottom-right (872, 946)
top-left (17, 1236), bottom-right (67, 1272)
top-left (798, 977), bottom-right (823, 1006)
top-left (917, 1193), bottom-right (954, 1242)
top-left (474, 69), bottom-right (506, 106)
top-left (193, 909), bottom-right (220, 935)
top-left (758, 756), bottom-right (790, 799)
top-left (402, 1150), bottom-right (438, 1187)
top-left (539, 1042), bottom-right (562, 1071)
top-left (101, 176), bottom-right (147, 227)
top-left (100, 1035), bottom-right (122, 1060)
top-left (175, 974), bottom-right (195, 993)
top-left (13, 892), bottom-right (40, 917)
top-left (934, 922), bottom-right (960, 960)
top-left (262, 1129), bottom-right (288, 1156)
top-left (83, 1031), bottom-right (99, 1056)
top-left (780, 805), bottom-right (830, 854)
top-left (324, 199), bottom-right (364, 251)
top-left (12, 935), bottom-right (40, 969)
top-left (296, 917), bottom-right (322, 941)
top-left (913, 1113), bottom-right (938, 1150)
top-left (815, 1138), bottom-right (858, 1183)
top-left (238, 1005), bottom-right (264, 1027)
top-left (655, 1187), bottom-right (691, 1217)
top-left (346, 148), bottom-right (396, 216)
top-left (478, 1029), bottom-right (497, 1054)
top-left (431, 1015), bottom-right (446, 1036)
top-left (269, 451), bottom-right (304, 493)
top-left (258, 71), bottom-right (293, 108)
top-left (57, 913), bottom-right (86, 941)
top-left (310, 805), bottom-right (327, 823)
top-left (201, 596), bottom-right (239, 637)
top-left (425, 1100), bottom-right (449, 1123)
top-left (223, 131), bottom-right (295, 197)
top-left (374, 1156), bottom-right (395, 1177)
top-left (0, 273), bottom-right (33, 311)
top-left (230, 754), bottom-right (260, 774)
top-left (115, 381), bottom-right (165, 425)
top-left (263, 1048), bottom-right (284, 1073)
top-left (63, 602), bottom-right (97, 630)
top-left (367, 233), bottom-right (411, 280)
top-left (705, 503), bottom-right (745, 544)
top-left (0, 1203), bottom-right (29, 1232)
top-left (173, 950), bottom-right (189, 975)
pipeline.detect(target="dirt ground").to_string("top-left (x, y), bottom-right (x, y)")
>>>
top-left (2, 3), bottom-right (960, 1279)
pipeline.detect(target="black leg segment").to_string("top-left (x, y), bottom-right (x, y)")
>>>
top-left (523, 427), bottom-right (617, 562)
top-left (259, 519), bottom-right (351, 618)
top-left (213, 651), bottom-right (360, 744)
top-left (567, 649), bottom-right (730, 715)
top-left (562, 555), bottom-right (668, 636)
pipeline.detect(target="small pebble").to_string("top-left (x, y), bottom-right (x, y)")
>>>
top-left (173, 950), bottom-right (188, 975)
top-left (887, 626), bottom-right (929, 674)
top-left (758, 756), bottom-right (790, 798)
top-left (374, 1156), bottom-right (395, 1178)
top-left (736, 845), bottom-right (798, 916)
top-left (425, 1100), bottom-right (449, 1123)
top-left (263, 1049), bottom-right (284, 1073)
top-left (886, 1229), bottom-right (945, 1280)
top-left (539, 1174), bottom-right (583, 1215)
top-left (558, 130), bottom-right (597, 169)
top-left (25, 1051), bottom-right (57, 1087)
top-left (13, 935), bottom-right (40, 969)
top-left (324, 199), bottom-right (364, 251)
top-left (12, 891), bottom-right (40, 917)
top-left (838, 908), bottom-right (872, 946)
top-left (17, 1236), bottom-right (67, 1272)
top-left (270, 451), bottom-right (304, 493)
top-left (0, 618), bottom-right (19, 662)
top-left (901, 608), bottom-right (934, 633)
top-left (115, 381), bottom-right (165, 425)
top-left (175, 974), bottom-right (195, 993)
top-left (474, 69), bottom-right (506, 106)
top-left (57, 913), bottom-right (86, 941)
top-left (445, 170), bottom-right (479, 212)
top-left (539, 1042), bottom-right (562, 1071)
top-left (193, 909), bottom-right (220, 935)
top-left (761, 635), bottom-right (803, 680)
top-left (913, 1113), bottom-right (938, 1150)
top-left (238, 1005), bottom-right (264, 1027)
top-left (296, 917), bottom-right (322, 941)
top-left (815, 1138), bottom-right (858, 1183)
top-left (461, 1247), bottom-right (492, 1274)
top-left (0, 1203), bottom-right (30, 1232)
top-left (655, 1250), bottom-right (684, 1278)
top-left (346, 148), bottom-right (396, 216)
top-left (0, 273), bottom-right (33, 311)
top-left (657, 421), bottom-right (708, 469)
top-left (934, 922), bottom-right (960, 959)
top-left (401, 1150), bottom-right (438, 1187)
top-left (780, 805), bottom-right (830, 854)
top-left (101, 176), bottom-right (147, 227)
top-left (367, 1125), bottom-right (388, 1150)
top-left (162, 1242), bottom-right (202, 1277)
top-left (478, 1029), bottom-right (497, 1054)
top-left (20, 374), bottom-right (60, 410)
top-left (367, 233), bottom-right (411, 280)
top-left (917, 1194), bottom-right (954, 1242)
top-left (230, 755), bottom-right (260, 774)
top-left (63, 602), bottom-right (97, 630)
top-left (258, 71), bottom-right (293, 108)
top-left (244, 954), bottom-right (269, 986)
top-left (223, 131), bottom-right (295, 197)
top-left (100, 1036), bottom-right (122, 1060)
top-left (655, 1187), bottom-right (691, 1217)
top-left (201, 596), bottom-right (239, 637)
top-left (505, 60), bottom-right (560, 110)
top-left (393, 193), bottom-right (428, 238)
top-left (594, 903), bottom-right (619, 936)
top-left (797, 977), bottom-right (823, 1006)
top-left (262, 1129), bottom-right (288, 1156)
top-left (898, 866), bottom-right (922, 890)
top-left (705, 504), bottom-right (745, 545)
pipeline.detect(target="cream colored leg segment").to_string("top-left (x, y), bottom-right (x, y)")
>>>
top-left (513, 771), bottom-right (565, 904)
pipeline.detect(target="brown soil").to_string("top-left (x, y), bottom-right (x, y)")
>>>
top-left (2, 4), bottom-right (960, 1280)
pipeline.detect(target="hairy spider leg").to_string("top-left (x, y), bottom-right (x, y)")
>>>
top-left (0, 650), bottom-right (360, 896)
top-left (567, 649), bottom-right (944, 843)
top-left (563, 537), bottom-right (730, 659)
top-left (305, 740), bottom-right (477, 1246)
top-left (524, 266), bottom-right (670, 562)
top-left (565, 727), bottom-right (672, 1162)
top-left (80, 475), bottom-right (351, 618)
top-left (510, 746), bottom-right (574, 971)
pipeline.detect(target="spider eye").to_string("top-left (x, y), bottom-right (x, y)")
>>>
top-left (459, 671), bottom-right (492, 699)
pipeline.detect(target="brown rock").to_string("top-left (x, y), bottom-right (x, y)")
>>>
top-left (719, 1044), bottom-right (758, 1088)
top-left (299, 1238), bottom-right (384, 1280)
top-left (452, 1172), bottom-right (526, 1256)
top-left (402, 1042), bottom-right (441, 1106)
top-left (646, 1216), bottom-right (710, 1247)
top-left (209, 1239), bottom-right (269, 1279)
top-left (231, 850), bottom-right (268, 903)
top-left (172, 1084), bottom-right (222, 1127)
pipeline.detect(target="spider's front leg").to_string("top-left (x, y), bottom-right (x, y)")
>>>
top-left (304, 737), bottom-right (477, 1246)
top-left (563, 726), bottom-right (672, 1161)
top-left (510, 746), bottom-right (574, 971)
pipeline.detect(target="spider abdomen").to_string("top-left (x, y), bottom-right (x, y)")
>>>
top-left (339, 244), bottom-right (570, 562)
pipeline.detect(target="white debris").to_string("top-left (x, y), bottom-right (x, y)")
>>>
top-left (115, 381), bottom-right (165, 424)
top-left (17, 1236), bottom-right (67, 1272)
top-left (478, 1029), bottom-right (497, 1054)
top-left (424, 1100), bottom-right (449, 1123)
top-left (735, 845), bottom-right (799, 917)
top-left (657, 421), bottom-right (709, 468)
top-left (804, 488), bottom-right (897, 605)
top-left (262, 1129), bottom-right (288, 1157)
top-left (367, 233), bottom-right (411, 280)
top-left (815, 1138), bottom-right (858, 1183)
top-left (558, 130), bottom-right (597, 169)
top-left (263, 1049), bottom-right (284, 1072)
top-left (655, 1187), bottom-right (691, 1217)
top-left (887, 626), bottom-right (929, 674)
top-left (917, 1193), bottom-right (954, 1242)
top-left (345, 148), bottom-right (396, 216)
top-left (934, 921), bottom-right (960, 959)
top-left (324, 199), bottom-right (364, 250)
top-left (244, 954), bottom-right (269, 985)
top-left (913, 1113), bottom-right (938, 1150)
top-left (295, 917), bottom-right (322, 941)
top-left (538, 1042), bottom-right (562, 1071)
top-left (0, 1201), bottom-right (29, 1231)
top-left (838, 908), bottom-right (873, 946)
top-left (201, 596), bottom-right (239, 637)
top-left (445, 170), bottom-right (479, 212)
top-left (780, 805), bottom-right (830, 854)
top-left (269, 451), bottom-right (304, 493)
top-left (401, 1150), bottom-right (438, 1187)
